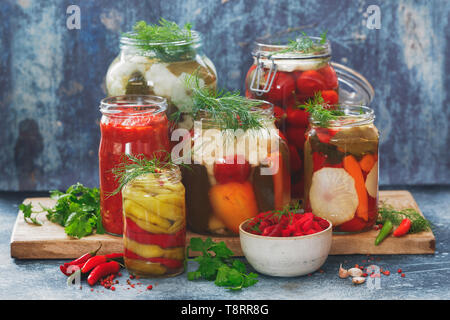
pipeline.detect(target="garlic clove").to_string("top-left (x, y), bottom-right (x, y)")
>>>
top-left (339, 264), bottom-right (349, 278)
top-left (348, 267), bottom-right (363, 277)
top-left (352, 276), bottom-right (366, 284)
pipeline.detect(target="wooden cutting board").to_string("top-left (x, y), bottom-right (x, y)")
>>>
top-left (10, 190), bottom-right (435, 259)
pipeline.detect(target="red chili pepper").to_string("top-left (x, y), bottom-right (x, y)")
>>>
top-left (60, 262), bottom-right (85, 276)
top-left (63, 243), bottom-right (102, 268)
top-left (393, 218), bottom-right (412, 237)
top-left (82, 255), bottom-right (107, 274)
top-left (87, 261), bottom-right (120, 286)
top-left (124, 249), bottom-right (183, 269)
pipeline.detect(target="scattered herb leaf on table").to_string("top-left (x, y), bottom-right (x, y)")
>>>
top-left (187, 237), bottom-right (258, 291)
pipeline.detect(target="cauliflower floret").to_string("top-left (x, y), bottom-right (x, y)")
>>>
top-left (106, 57), bottom-right (150, 95)
top-left (145, 64), bottom-right (205, 111)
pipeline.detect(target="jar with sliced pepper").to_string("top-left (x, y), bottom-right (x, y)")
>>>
top-left (181, 97), bottom-right (291, 236)
top-left (122, 165), bottom-right (186, 277)
top-left (245, 33), bottom-right (338, 199)
top-left (105, 20), bottom-right (217, 130)
top-left (99, 95), bottom-right (170, 235)
top-left (304, 105), bottom-right (379, 233)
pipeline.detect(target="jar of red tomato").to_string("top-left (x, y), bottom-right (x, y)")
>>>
top-left (304, 105), bottom-right (379, 233)
top-left (99, 95), bottom-right (170, 235)
top-left (245, 34), bottom-right (339, 200)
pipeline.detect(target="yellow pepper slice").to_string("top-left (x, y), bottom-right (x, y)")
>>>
top-left (124, 258), bottom-right (167, 276)
top-left (123, 199), bottom-right (172, 229)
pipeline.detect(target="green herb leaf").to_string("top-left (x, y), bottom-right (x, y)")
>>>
top-left (299, 91), bottom-right (344, 128)
top-left (111, 152), bottom-right (187, 196)
top-left (124, 19), bottom-right (195, 62)
top-left (180, 74), bottom-right (266, 131)
top-left (19, 203), bottom-right (42, 226)
top-left (187, 237), bottom-right (258, 291)
top-left (377, 202), bottom-right (431, 234)
top-left (44, 183), bottom-right (102, 238)
top-left (277, 30), bottom-right (328, 55)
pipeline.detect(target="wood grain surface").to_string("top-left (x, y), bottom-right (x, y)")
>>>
top-left (10, 190), bottom-right (435, 259)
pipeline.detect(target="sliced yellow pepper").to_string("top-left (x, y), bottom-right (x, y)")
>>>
top-left (124, 258), bottom-right (167, 276)
top-left (123, 199), bottom-right (172, 229)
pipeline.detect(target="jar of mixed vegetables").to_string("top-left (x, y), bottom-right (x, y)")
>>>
top-left (105, 20), bottom-right (217, 130)
top-left (122, 165), bottom-right (186, 277)
top-left (245, 33), bottom-right (338, 200)
top-left (304, 105), bottom-right (379, 233)
top-left (181, 98), bottom-right (291, 236)
top-left (99, 95), bottom-right (170, 235)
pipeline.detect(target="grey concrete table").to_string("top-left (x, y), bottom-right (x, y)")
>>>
top-left (0, 186), bottom-right (449, 300)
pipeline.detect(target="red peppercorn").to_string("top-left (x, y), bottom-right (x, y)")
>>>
top-left (397, 268), bottom-right (402, 273)
top-left (383, 270), bottom-right (390, 276)
top-left (401, 273), bottom-right (405, 278)
top-left (111, 286), bottom-right (116, 291)
top-left (147, 285), bottom-right (153, 290)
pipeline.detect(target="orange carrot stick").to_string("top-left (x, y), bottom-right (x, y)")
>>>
top-left (359, 154), bottom-right (376, 173)
top-left (343, 155), bottom-right (368, 221)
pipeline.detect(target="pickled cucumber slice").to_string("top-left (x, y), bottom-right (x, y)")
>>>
top-left (309, 167), bottom-right (358, 226)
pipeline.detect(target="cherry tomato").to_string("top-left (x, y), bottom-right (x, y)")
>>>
top-left (264, 71), bottom-right (296, 102)
top-left (214, 154), bottom-right (251, 184)
top-left (296, 70), bottom-right (326, 96)
top-left (273, 105), bottom-right (286, 121)
top-left (321, 90), bottom-right (339, 105)
top-left (286, 106), bottom-right (309, 127)
top-left (286, 126), bottom-right (306, 149)
top-left (317, 65), bottom-right (338, 89)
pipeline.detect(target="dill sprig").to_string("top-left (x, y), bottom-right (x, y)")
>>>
top-left (175, 74), bottom-right (267, 131)
top-left (111, 152), bottom-right (180, 196)
top-left (124, 19), bottom-right (195, 62)
top-left (276, 31), bottom-right (328, 55)
top-left (299, 91), bottom-right (344, 128)
top-left (377, 202), bottom-right (431, 234)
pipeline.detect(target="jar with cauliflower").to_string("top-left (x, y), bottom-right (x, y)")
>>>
top-left (105, 20), bottom-right (217, 129)
top-left (177, 84), bottom-right (291, 236)
top-left (304, 105), bottom-right (379, 233)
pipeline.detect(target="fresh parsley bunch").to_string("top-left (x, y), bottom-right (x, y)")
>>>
top-left (187, 237), bottom-right (259, 291)
top-left (42, 183), bottom-right (104, 238)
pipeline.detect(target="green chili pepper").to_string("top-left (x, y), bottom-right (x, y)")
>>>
top-left (375, 220), bottom-right (393, 246)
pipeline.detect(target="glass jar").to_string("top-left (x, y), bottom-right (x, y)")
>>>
top-left (181, 102), bottom-right (291, 236)
top-left (304, 105), bottom-right (379, 233)
top-left (245, 37), bottom-right (375, 202)
top-left (105, 30), bottom-right (217, 130)
top-left (122, 166), bottom-right (186, 277)
top-left (99, 95), bottom-right (170, 235)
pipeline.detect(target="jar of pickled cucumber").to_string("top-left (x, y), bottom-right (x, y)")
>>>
top-left (181, 101), bottom-right (291, 236)
top-left (105, 20), bottom-right (217, 130)
top-left (122, 165), bottom-right (186, 277)
top-left (245, 33), bottom-right (374, 201)
top-left (304, 105), bottom-right (379, 233)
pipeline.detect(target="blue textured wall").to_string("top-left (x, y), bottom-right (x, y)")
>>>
top-left (0, 0), bottom-right (448, 191)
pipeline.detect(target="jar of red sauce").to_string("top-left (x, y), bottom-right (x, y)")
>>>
top-left (245, 35), bottom-right (338, 200)
top-left (99, 95), bottom-right (170, 235)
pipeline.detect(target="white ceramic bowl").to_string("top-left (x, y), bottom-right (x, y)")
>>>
top-left (239, 219), bottom-right (332, 277)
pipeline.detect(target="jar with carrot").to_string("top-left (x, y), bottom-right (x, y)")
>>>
top-left (304, 104), bottom-right (379, 233)
top-left (178, 79), bottom-right (291, 236)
